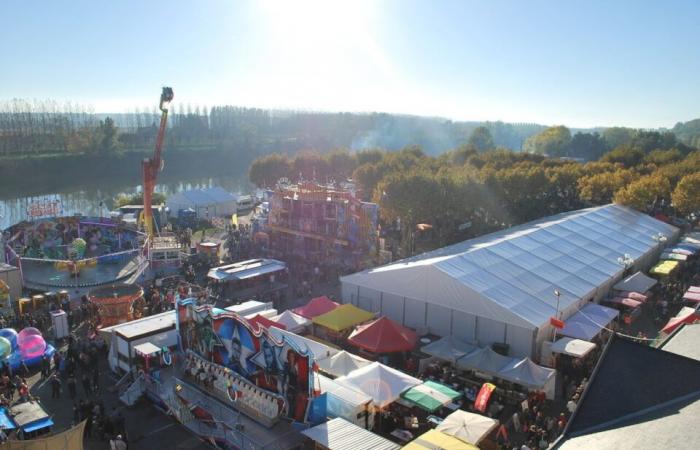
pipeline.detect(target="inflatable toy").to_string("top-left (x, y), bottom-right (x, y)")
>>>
top-left (0, 328), bottom-right (56, 370)
top-left (0, 329), bottom-right (17, 349)
top-left (19, 334), bottom-right (47, 360)
top-left (0, 337), bottom-right (11, 359)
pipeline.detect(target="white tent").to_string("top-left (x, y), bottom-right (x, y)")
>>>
top-left (341, 205), bottom-right (678, 358)
top-left (498, 358), bottom-right (557, 398)
top-left (272, 310), bottom-right (311, 333)
top-left (267, 326), bottom-right (340, 362)
top-left (613, 271), bottom-right (657, 293)
top-left (560, 303), bottom-right (619, 341)
top-left (166, 187), bottom-right (238, 219)
top-left (456, 347), bottom-right (517, 374)
top-left (317, 374), bottom-right (374, 427)
top-left (334, 362), bottom-right (422, 409)
top-left (302, 418), bottom-right (399, 450)
top-left (421, 336), bottom-right (478, 363)
top-left (436, 410), bottom-right (499, 445)
top-left (317, 351), bottom-right (372, 378)
top-left (551, 337), bottom-right (596, 358)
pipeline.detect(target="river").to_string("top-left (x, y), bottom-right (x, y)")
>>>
top-left (0, 174), bottom-right (251, 230)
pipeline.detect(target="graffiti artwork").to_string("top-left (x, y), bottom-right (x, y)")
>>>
top-left (177, 300), bottom-right (314, 423)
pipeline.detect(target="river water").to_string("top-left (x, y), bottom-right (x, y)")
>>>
top-left (0, 174), bottom-right (250, 230)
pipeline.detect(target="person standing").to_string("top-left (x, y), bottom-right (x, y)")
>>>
top-left (67, 374), bottom-right (77, 399)
top-left (50, 374), bottom-right (61, 399)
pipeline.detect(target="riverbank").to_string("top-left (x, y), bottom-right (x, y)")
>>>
top-left (0, 146), bottom-right (250, 199)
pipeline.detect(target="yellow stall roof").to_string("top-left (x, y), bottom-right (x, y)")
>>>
top-left (312, 304), bottom-right (375, 332)
top-left (402, 429), bottom-right (479, 450)
top-left (650, 260), bottom-right (679, 276)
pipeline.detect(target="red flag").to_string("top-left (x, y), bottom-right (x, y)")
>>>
top-left (474, 383), bottom-right (496, 413)
top-left (550, 317), bottom-right (565, 329)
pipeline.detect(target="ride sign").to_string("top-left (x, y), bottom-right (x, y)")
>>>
top-left (26, 199), bottom-right (63, 218)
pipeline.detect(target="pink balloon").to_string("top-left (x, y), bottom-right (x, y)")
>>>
top-left (19, 334), bottom-right (46, 359)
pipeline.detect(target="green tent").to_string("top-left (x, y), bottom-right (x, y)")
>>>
top-left (401, 381), bottom-right (462, 412)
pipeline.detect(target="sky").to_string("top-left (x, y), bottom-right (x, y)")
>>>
top-left (1, 0), bottom-right (699, 128)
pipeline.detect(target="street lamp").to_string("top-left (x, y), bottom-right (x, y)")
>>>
top-left (553, 289), bottom-right (561, 342)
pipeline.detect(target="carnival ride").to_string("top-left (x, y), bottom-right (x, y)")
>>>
top-left (88, 283), bottom-right (144, 327)
top-left (141, 87), bottom-right (174, 241)
top-left (0, 327), bottom-right (56, 371)
top-left (4, 217), bottom-right (146, 289)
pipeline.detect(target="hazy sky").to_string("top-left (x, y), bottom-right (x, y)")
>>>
top-left (2, 0), bottom-right (699, 128)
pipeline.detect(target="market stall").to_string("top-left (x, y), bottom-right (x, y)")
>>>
top-left (650, 260), bottom-right (680, 277)
top-left (347, 316), bottom-right (418, 354)
top-left (316, 350), bottom-right (371, 378)
top-left (661, 307), bottom-right (700, 334)
top-left (402, 429), bottom-right (478, 450)
top-left (312, 304), bottom-right (375, 342)
top-left (420, 336), bottom-right (478, 364)
top-left (612, 271), bottom-right (657, 294)
top-left (302, 417), bottom-right (400, 450)
top-left (271, 310), bottom-right (311, 333)
top-left (316, 373), bottom-right (374, 428)
top-left (455, 347), bottom-right (516, 375)
top-left (497, 357), bottom-right (557, 399)
top-left (559, 303), bottom-right (618, 341)
top-left (400, 381), bottom-right (461, 413)
top-left (292, 295), bottom-right (339, 319)
top-left (436, 409), bottom-right (499, 446)
top-left (550, 337), bottom-right (596, 358)
top-left (334, 362), bottom-right (422, 409)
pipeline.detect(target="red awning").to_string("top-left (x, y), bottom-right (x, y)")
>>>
top-left (247, 314), bottom-right (286, 332)
top-left (606, 297), bottom-right (643, 308)
top-left (614, 291), bottom-right (648, 302)
top-left (662, 308), bottom-right (700, 334)
top-left (683, 292), bottom-right (700, 303)
top-left (292, 296), bottom-right (340, 319)
top-left (347, 316), bottom-right (417, 353)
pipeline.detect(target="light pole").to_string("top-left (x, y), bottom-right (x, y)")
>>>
top-left (553, 289), bottom-right (561, 342)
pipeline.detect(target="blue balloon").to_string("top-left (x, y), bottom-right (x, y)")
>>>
top-left (0, 328), bottom-right (18, 349)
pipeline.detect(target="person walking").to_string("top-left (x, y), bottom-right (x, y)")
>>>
top-left (67, 374), bottom-right (77, 399)
top-left (50, 374), bottom-right (61, 399)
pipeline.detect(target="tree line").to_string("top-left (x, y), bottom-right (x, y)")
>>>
top-left (248, 131), bottom-right (700, 256)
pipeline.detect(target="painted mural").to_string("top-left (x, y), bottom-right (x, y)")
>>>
top-left (177, 301), bottom-right (314, 422)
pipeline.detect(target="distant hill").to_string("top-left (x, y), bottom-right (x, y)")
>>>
top-left (672, 118), bottom-right (700, 148)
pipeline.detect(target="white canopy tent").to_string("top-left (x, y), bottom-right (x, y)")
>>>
top-left (271, 310), bottom-right (311, 333)
top-left (498, 357), bottom-right (557, 398)
top-left (456, 347), bottom-right (517, 375)
top-left (421, 336), bottom-right (478, 363)
top-left (316, 374), bottom-right (374, 427)
top-left (317, 351), bottom-right (372, 378)
top-left (341, 205), bottom-right (678, 358)
top-left (302, 418), bottom-right (399, 450)
top-left (551, 337), bottom-right (597, 358)
top-left (436, 410), bottom-right (499, 445)
top-left (613, 271), bottom-right (657, 293)
top-left (334, 362), bottom-right (422, 409)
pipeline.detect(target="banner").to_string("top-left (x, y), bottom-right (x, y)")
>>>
top-left (474, 382), bottom-right (496, 413)
top-left (26, 199), bottom-right (62, 219)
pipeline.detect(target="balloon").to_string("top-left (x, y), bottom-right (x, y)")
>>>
top-left (19, 334), bottom-right (46, 360)
top-left (0, 329), bottom-right (18, 349)
top-left (17, 327), bottom-right (42, 347)
top-left (0, 337), bottom-right (11, 359)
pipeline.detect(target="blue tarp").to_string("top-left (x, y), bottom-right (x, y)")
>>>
top-left (0, 407), bottom-right (16, 430)
top-left (23, 417), bottom-right (54, 433)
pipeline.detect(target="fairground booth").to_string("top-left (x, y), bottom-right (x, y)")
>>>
top-left (292, 295), bottom-right (339, 319)
top-left (207, 258), bottom-right (288, 302)
top-left (312, 303), bottom-right (374, 344)
top-left (88, 283), bottom-right (144, 327)
top-left (347, 316), bottom-right (418, 364)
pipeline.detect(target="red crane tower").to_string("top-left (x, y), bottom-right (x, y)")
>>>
top-left (142, 87), bottom-right (174, 241)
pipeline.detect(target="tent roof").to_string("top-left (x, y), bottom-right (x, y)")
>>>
top-left (317, 373), bottom-right (373, 407)
top-left (456, 347), bottom-right (517, 374)
top-left (436, 409), bottom-right (499, 445)
top-left (551, 337), bottom-right (596, 358)
top-left (292, 296), bottom-right (340, 319)
top-left (313, 304), bottom-right (375, 332)
top-left (421, 336), bottom-right (478, 363)
top-left (560, 303), bottom-right (619, 341)
top-left (267, 326), bottom-right (340, 361)
top-left (247, 314), bottom-right (286, 332)
top-left (498, 357), bottom-right (556, 389)
top-left (302, 418), bottom-right (400, 450)
top-left (272, 310), bottom-right (311, 333)
top-left (317, 350), bottom-right (372, 378)
top-left (661, 307), bottom-right (700, 334)
top-left (342, 205), bottom-right (677, 329)
top-left (403, 429), bottom-right (479, 450)
top-left (208, 258), bottom-right (286, 282)
top-left (133, 342), bottom-right (161, 357)
top-left (613, 271), bottom-right (657, 293)
top-left (650, 260), bottom-right (679, 276)
top-left (334, 362), bottom-right (422, 408)
top-left (167, 187), bottom-right (237, 207)
top-left (347, 316), bottom-right (418, 353)
top-left (401, 381), bottom-right (462, 412)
